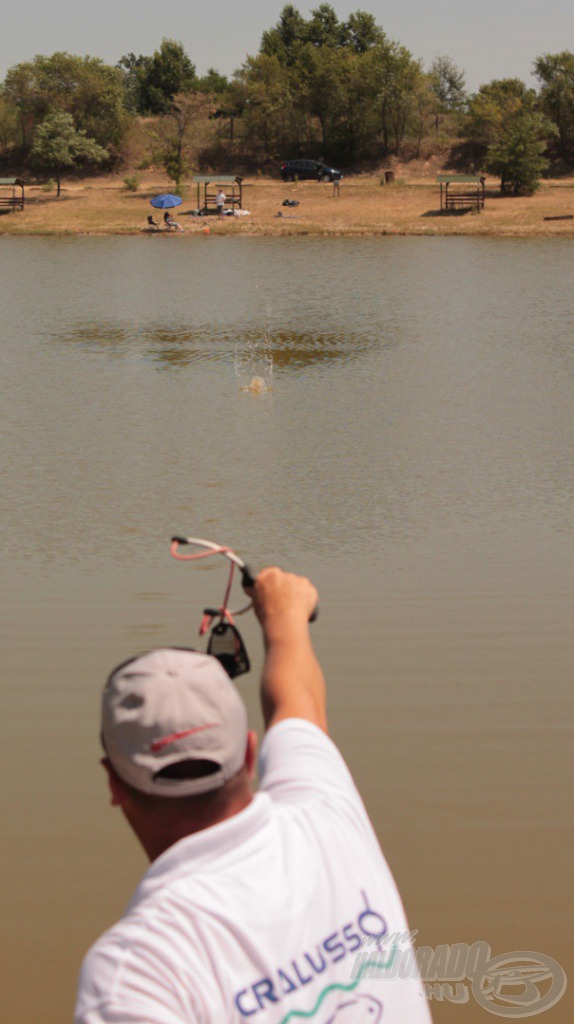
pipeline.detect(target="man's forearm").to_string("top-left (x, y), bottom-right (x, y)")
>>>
top-left (250, 568), bottom-right (328, 732)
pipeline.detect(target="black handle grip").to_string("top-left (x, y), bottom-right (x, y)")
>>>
top-left (240, 563), bottom-right (257, 589)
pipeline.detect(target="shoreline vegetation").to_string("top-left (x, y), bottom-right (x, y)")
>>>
top-left (1, 170), bottom-right (574, 238)
top-left (3, 14), bottom-right (574, 240)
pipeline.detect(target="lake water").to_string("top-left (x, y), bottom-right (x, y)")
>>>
top-left (1, 236), bottom-right (572, 1023)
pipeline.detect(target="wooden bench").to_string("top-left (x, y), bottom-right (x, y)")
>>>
top-left (445, 189), bottom-right (484, 211)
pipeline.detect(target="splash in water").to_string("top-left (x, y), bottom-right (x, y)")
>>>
top-left (235, 335), bottom-right (273, 393)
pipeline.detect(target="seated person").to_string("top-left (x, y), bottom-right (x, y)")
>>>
top-left (164, 210), bottom-right (184, 232)
top-left (147, 215), bottom-right (160, 231)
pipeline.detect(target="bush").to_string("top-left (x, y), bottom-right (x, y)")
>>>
top-left (122, 174), bottom-right (142, 192)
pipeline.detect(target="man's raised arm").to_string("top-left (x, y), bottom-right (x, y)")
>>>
top-left (248, 568), bottom-right (328, 733)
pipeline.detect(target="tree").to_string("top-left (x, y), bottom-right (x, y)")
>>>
top-left (375, 42), bottom-right (425, 156)
top-left (486, 109), bottom-right (554, 193)
top-left (135, 39), bottom-right (197, 114)
top-left (534, 51), bottom-right (574, 160)
top-left (261, 4), bottom-right (384, 60)
top-left (463, 78), bottom-right (554, 184)
top-left (30, 111), bottom-right (108, 195)
top-left (3, 53), bottom-right (126, 153)
top-left (297, 43), bottom-right (349, 158)
top-left (428, 55), bottom-right (466, 134)
top-left (345, 11), bottom-right (386, 53)
top-left (0, 96), bottom-right (19, 153)
top-left (304, 3), bottom-right (346, 48)
top-left (161, 92), bottom-right (214, 188)
top-left (411, 75), bottom-right (439, 156)
top-left (232, 54), bottom-right (304, 157)
top-left (239, 5), bottom-right (428, 162)
top-left (429, 55), bottom-right (466, 111)
top-left (117, 52), bottom-right (153, 113)
top-left (196, 68), bottom-right (230, 95)
top-left (260, 4), bottom-right (308, 65)
top-left (465, 78), bottom-right (534, 150)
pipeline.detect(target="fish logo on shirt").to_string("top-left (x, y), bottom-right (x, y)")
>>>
top-left (323, 993), bottom-right (383, 1023)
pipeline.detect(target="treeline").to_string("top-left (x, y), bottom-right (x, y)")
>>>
top-left (1, 4), bottom-right (574, 194)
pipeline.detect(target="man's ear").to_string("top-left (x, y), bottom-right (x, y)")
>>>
top-left (245, 731), bottom-right (258, 780)
top-left (101, 757), bottom-right (127, 808)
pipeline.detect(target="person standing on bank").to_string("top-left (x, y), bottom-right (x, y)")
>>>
top-left (216, 188), bottom-right (226, 217)
top-left (75, 567), bottom-right (431, 1024)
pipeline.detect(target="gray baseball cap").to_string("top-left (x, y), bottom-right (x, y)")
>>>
top-left (102, 648), bottom-right (248, 797)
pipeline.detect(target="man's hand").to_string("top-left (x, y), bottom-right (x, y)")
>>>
top-left (249, 567), bottom-right (318, 641)
top-left (245, 567), bottom-right (327, 733)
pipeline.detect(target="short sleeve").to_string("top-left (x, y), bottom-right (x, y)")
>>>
top-left (75, 940), bottom-right (197, 1024)
top-left (258, 718), bottom-right (363, 804)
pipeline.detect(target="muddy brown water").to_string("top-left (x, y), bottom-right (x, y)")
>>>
top-left (1, 237), bottom-right (572, 1022)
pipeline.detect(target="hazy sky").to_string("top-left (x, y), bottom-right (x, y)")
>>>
top-left (1, 0), bottom-right (572, 92)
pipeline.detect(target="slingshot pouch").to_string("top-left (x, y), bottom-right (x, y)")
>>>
top-left (207, 621), bottom-right (250, 679)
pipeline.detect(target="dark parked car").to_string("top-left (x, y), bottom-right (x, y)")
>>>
top-left (280, 159), bottom-right (343, 182)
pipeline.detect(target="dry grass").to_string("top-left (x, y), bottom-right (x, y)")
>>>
top-left (1, 172), bottom-right (574, 237)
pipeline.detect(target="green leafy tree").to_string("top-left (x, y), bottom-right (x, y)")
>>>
top-left (465, 78), bottom-right (534, 149)
top-left (137, 39), bottom-right (196, 114)
top-left (342, 49), bottom-right (384, 159)
top-left (298, 44), bottom-right (348, 158)
top-left (304, 4), bottom-right (346, 48)
top-left (30, 111), bottom-right (108, 195)
top-left (428, 55), bottom-right (466, 134)
top-left (534, 51), bottom-right (574, 160)
top-left (232, 54), bottom-right (304, 157)
top-left (463, 78), bottom-right (554, 185)
top-left (3, 53), bottom-right (126, 152)
top-left (375, 42), bottom-right (425, 156)
top-left (239, 5), bottom-right (428, 163)
top-left (429, 55), bottom-right (466, 111)
top-left (486, 109), bottom-right (554, 193)
top-left (261, 4), bottom-right (384, 61)
top-left (117, 52), bottom-right (153, 113)
top-left (196, 68), bottom-right (230, 95)
top-left (260, 4), bottom-right (308, 65)
top-left (344, 11), bottom-right (386, 53)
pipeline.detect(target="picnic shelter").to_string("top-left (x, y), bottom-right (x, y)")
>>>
top-left (194, 175), bottom-right (243, 214)
top-left (437, 175), bottom-right (485, 212)
top-left (0, 178), bottom-right (25, 211)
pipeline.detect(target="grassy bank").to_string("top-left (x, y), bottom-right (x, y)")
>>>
top-left (1, 173), bottom-right (574, 237)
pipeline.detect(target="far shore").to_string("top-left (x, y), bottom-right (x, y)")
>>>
top-left (1, 172), bottom-right (574, 238)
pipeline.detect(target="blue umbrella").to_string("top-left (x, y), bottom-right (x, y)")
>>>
top-left (150, 193), bottom-right (182, 209)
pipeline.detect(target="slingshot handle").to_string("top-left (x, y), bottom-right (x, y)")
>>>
top-left (241, 564), bottom-right (319, 623)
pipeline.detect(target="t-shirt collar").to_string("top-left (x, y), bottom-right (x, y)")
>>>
top-left (128, 792), bottom-right (272, 907)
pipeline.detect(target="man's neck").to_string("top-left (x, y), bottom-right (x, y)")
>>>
top-left (140, 788), bottom-right (254, 862)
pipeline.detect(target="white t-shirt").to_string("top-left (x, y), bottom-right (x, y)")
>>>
top-left (76, 720), bottom-right (431, 1024)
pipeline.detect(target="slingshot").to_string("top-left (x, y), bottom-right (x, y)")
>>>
top-left (170, 536), bottom-right (255, 679)
top-left (170, 535), bottom-right (318, 679)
